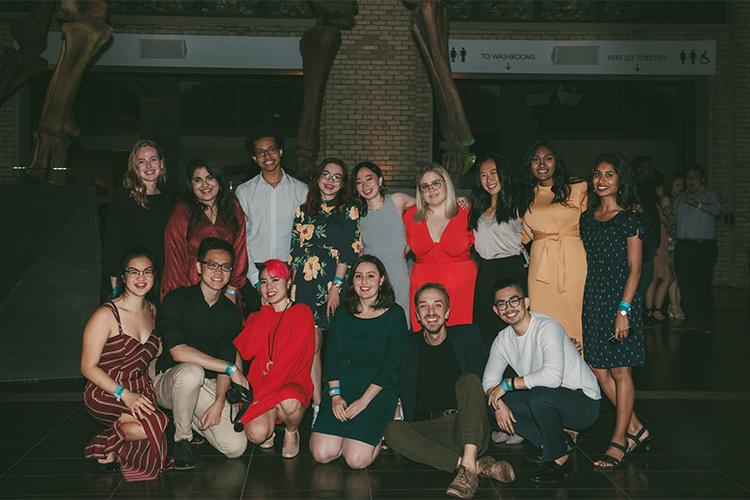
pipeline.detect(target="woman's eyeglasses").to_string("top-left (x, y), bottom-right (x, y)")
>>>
top-left (419, 178), bottom-right (445, 193)
top-left (124, 267), bottom-right (155, 277)
top-left (321, 171), bottom-right (343, 183)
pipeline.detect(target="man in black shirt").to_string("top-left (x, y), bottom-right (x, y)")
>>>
top-left (385, 283), bottom-right (515, 499)
top-left (154, 238), bottom-right (249, 469)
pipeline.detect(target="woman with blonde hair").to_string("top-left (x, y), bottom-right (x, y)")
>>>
top-left (102, 140), bottom-right (174, 302)
top-left (403, 163), bottom-right (477, 331)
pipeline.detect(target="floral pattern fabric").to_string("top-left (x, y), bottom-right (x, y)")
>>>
top-left (289, 202), bottom-right (362, 329)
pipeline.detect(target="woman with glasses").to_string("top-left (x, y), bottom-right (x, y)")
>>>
top-left (519, 140), bottom-right (588, 345)
top-left (403, 164), bottom-right (477, 331)
top-left (102, 140), bottom-right (174, 303)
top-left (161, 158), bottom-right (247, 302)
top-left (289, 158), bottom-right (362, 418)
top-left (580, 153), bottom-right (647, 470)
top-left (233, 259), bottom-right (315, 459)
top-left (82, 248), bottom-right (170, 481)
top-left (468, 153), bottom-right (527, 344)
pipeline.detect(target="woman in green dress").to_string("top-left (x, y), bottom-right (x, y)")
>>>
top-left (310, 255), bottom-right (408, 469)
top-left (289, 158), bottom-right (362, 416)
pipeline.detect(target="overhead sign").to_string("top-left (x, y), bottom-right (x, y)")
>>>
top-left (42, 33), bottom-right (303, 70)
top-left (448, 39), bottom-right (715, 76)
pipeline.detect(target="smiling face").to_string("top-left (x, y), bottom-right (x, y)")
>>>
top-left (252, 136), bottom-right (283, 175)
top-left (479, 159), bottom-right (501, 197)
top-left (672, 177), bottom-right (685, 195)
top-left (530, 145), bottom-right (557, 186)
top-left (592, 161), bottom-right (619, 199)
top-left (415, 287), bottom-right (450, 335)
top-left (352, 261), bottom-right (384, 303)
top-left (135, 146), bottom-right (163, 185)
top-left (319, 162), bottom-right (345, 201)
top-left (191, 167), bottom-right (220, 205)
top-left (492, 285), bottom-right (529, 327)
top-left (685, 168), bottom-right (704, 194)
top-left (258, 267), bottom-right (290, 306)
top-left (122, 256), bottom-right (155, 297)
top-left (419, 171), bottom-right (447, 208)
top-left (355, 167), bottom-right (382, 202)
top-left (196, 249), bottom-right (233, 292)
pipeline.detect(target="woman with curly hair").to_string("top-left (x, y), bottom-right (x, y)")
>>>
top-left (161, 158), bottom-right (247, 302)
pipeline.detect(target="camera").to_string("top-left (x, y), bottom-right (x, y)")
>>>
top-left (226, 382), bottom-right (253, 432)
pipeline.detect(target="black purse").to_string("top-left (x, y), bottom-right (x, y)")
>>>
top-left (226, 382), bottom-right (253, 432)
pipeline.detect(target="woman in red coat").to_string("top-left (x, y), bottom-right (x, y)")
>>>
top-left (161, 158), bottom-right (247, 302)
top-left (233, 259), bottom-right (315, 459)
top-left (403, 164), bottom-right (477, 331)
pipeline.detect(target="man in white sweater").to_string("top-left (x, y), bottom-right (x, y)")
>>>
top-left (483, 278), bottom-right (601, 483)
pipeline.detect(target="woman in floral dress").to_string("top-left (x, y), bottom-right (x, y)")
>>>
top-left (289, 158), bottom-right (362, 417)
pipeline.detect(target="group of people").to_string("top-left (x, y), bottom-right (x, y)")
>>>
top-left (80, 133), bottom-right (720, 498)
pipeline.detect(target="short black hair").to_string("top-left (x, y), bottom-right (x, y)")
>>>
top-left (197, 237), bottom-right (235, 263)
top-left (686, 164), bottom-right (705, 179)
top-left (414, 282), bottom-right (450, 309)
top-left (491, 277), bottom-right (525, 298)
top-left (246, 131), bottom-right (283, 154)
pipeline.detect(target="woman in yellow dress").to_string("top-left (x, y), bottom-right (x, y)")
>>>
top-left (520, 140), bottom-right (588, 344)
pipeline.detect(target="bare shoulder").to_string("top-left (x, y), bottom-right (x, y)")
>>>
top-left (391, 192), bottom-right (416, 212)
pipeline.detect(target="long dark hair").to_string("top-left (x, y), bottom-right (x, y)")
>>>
top-left (116, 247), bottom-right (155, 299)
top-left (587, 152), bottom-right (634, 211)
top-left (352, 161), bottom-right (388, 217)
top-left (343, 255), bottom-right (396, 315)
top-left (519, 139), bottom-right (579, 214)
top-left (468, 153), bottom-right (520, 230)
top-left (184, 158), bottom-right (239, 236)
top-left (628, 155), bottom-right (661, 258)
top-left (303, 157), bottom-right (350, 214)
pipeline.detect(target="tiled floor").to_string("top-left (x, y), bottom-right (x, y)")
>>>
top-left (1, 288), bottom-right (748, 499)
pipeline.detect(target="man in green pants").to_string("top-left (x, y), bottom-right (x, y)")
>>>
top-left (384, 283), bottom-right (515, 499)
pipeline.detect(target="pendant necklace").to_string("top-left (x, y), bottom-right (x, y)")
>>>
top-left (264, 300), bottom-right (292, 375)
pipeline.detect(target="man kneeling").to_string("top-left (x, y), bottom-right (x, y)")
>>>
top-left (484, 279), bottom-right (601, 483)
top-left (385, 283), bottom-right (515, 499)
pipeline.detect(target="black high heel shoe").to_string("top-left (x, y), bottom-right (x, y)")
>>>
top-left (626, 427), bottom-right (653, 453)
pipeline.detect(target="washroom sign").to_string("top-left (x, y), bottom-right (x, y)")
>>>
top-left (448, 40), bottom-right (716, 75)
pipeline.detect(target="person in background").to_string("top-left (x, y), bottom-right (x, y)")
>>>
top-left (310, 255), bottom-right (407, 469)
top-left (645, 169), bottom-right (675, 322)
top-left (673, 165), bottom-right (721, 333)
top-left (233, 259), bottom-right (314, 459)
top-left (154, 238), bottom-right (249, 470)
top-left (579, 153), bottom-right (649, 471)
top-left (289, 158), bottom-right (362, 421)
top-left (385, 283), bottom-right (514, 499)
top-left (82, 248), bottom-right (169, 481)
top-left (102, 140), bottom-right (173, 302)
top-left (403, 164), bottom-right (477, 332)
top-left (468, 153), bottom-right (527, 346)
top-left (235, 132), bottom-right (308, 313)
top-left (353, 161), bottom-right (415, 320)
top-left (161, 158), bottom-right (247, 303)
top-left (519, 140), bottom-right (587, 346)
top-left (666, 175), bottom-right (686, 320)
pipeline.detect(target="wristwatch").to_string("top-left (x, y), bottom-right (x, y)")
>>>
top-left (618, 309), bottom-right (628, 317)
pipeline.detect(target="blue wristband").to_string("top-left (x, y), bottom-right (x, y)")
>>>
top-left (114, 384), bottom-right (125, 401)
top-left (500, 378), bottom-right (513, 392)
top-left (329, 386), bottom-right (341, 397)
top-left (225, 288), bottom-right (237, 296)
top-left (225, 363), bottom-right (238, 375)
top-left (618, 300), bottom-right (632, 312)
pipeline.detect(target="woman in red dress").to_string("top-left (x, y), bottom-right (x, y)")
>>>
top-left (403, 164), bottom-right (477, 331)
top-left (233, 259), bottom-right (315, 459)
top-left (81, 249), bottom-right (170, 481)
top-left (161, 158), bottom-right (247, 302)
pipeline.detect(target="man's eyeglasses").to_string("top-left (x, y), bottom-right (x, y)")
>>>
top-left (201, 260), bottom-right (233, 272)
top-left (419, 178), bottom-right (445, 193)
top-left (321, 171), bottom-right (343, 183)
top-left (254, 146), bottom-right (279, 159)
top-left (124, 267), bottom-right (155, 277)
top-left (530, 155), bottom-right (555, 165)
top-left (495, 296), bottom-right (523, 310)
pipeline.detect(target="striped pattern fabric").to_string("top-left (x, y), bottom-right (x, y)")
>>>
top-left (83, 303), bottom-right (170, 481)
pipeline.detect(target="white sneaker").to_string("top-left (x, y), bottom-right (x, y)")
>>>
top-left (492, 430), bottom-right (524, 445)
top-left (311, 403), bottom-right (320, 427)
top-left (505, 434), bottom-right (524, 445)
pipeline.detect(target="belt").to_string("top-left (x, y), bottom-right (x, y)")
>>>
top-left (532, 225), bottom-right (580, 293)
top-left (428, 409), bottom-right (457, 420)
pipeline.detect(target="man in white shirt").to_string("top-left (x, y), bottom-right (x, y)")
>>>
top-left (483, 278), bottom-right (601, 484)
top-left (235, 133), bottom-right (308, 311)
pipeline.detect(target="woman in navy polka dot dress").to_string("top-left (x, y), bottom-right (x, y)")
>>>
top-left (580, 153), bottom-right (650, 471)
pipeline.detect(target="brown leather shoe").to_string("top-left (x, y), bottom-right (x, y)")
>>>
top-left (446, 465), bottom-right (478, 498)
top-left (477, 456), bottom-right (515, 483)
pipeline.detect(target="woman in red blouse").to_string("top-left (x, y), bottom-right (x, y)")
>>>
top-left (403, 164), bottom-right (477, 331)
top-left (161, 158), bottom-right (248, 302)
top-left (233, 259), bottom-right (315, 459)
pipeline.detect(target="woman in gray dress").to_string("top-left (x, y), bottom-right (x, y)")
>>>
top-left (353, 161), bottom-right (415, 320)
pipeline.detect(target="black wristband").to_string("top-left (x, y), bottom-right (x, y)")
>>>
top-left (510, 377), bottom-right (516, 390)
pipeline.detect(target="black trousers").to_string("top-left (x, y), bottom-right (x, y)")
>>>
top-left (240, 263), bottom-right (264, 316)
top-left (502, 387), bottom-right (600, 462)
top-left (673, 239), bottom-right (717, 325)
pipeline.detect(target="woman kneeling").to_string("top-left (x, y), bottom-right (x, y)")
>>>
top-left (233, 259), bottom-right (315, 458)
top-left (310, 255), bottom-right (408, 469)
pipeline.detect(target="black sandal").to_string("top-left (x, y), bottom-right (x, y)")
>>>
top-left (594, 441), bottom-right (628, 471)
top-left (626, 426), bottom-right (652, 453)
